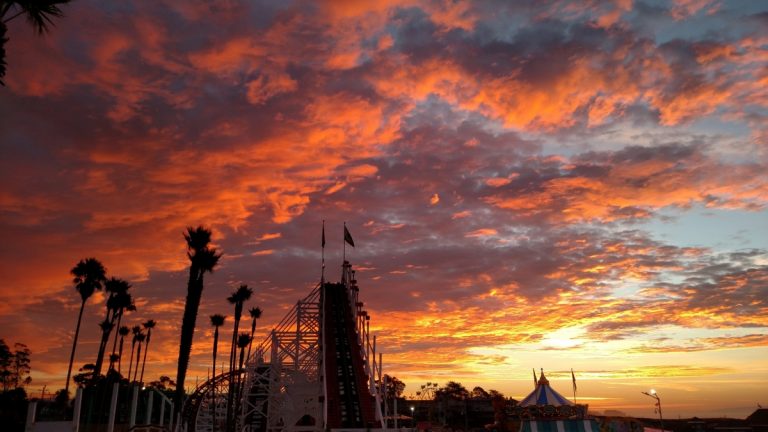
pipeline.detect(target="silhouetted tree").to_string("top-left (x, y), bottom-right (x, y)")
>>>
top-left (93, 277), bottom-right (134, 376)
top-left (245, 306), bottom-right (262, 364)
top-left (0, 340), bottom-right (10, 391)
top-left (175, 226), bottom-right (221, 416)
top-left (66, 258), bottom-right (106, 397)
top-left (0, 340), bottom-right (31, 391)
top-left (95, 278), bottom-right (132, 376)
top-left (209, 314), bottom-right (226, 432)
top-left (132, 331), bottom-right (146, 382)
top-left (234, 332), bottom-right (252, 431)
top-left (93, 319), bottom-right (113, 379)
top-left (127, 325), bottom-right (141, 382)
top-left (381, 374), bottom-right (405, 400)
top-left (226, 285), bottom-right (252, 382)
top-left (436, 381), bottom-right (470, 429)
top-left (225, 285), bottom-right (252, 432)
top-left (116, 326), bottom-right (129, 374)
top-left (148, 375), bottom-right (176, 404)
top-left (139, 319), bottom-right (156, 384)
top-left (73, 363), bottom-right (95, 387)
top-left (438, 381), bottom-right (469, 400)
top-left (0, 1), bottom-right (71, 86)
top-left (471, 386), bottom-right (490, 399)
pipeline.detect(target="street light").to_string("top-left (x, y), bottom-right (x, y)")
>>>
top-left (641, 389), bottom-right (664, 432)
top-left (410, 406), bottom-right (415, 429)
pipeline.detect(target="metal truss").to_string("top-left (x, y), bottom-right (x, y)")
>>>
top-left (188, 263), bottom-right (386, 432)
top-left (239, 284), bottom-right (322, 432)
top-left (188, 371), bottom-right (232, 432)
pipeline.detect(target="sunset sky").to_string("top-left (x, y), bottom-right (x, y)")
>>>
top-left (1, 0), bottom-right (767, 419)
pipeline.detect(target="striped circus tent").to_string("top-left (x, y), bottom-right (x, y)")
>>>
top-left (520, 419), bottom-right (600, 432)
top-left (520, 370), bottom-right (574, 407)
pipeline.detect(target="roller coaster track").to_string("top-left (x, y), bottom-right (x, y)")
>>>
top-left (183, 262), bottom-right (385, 432)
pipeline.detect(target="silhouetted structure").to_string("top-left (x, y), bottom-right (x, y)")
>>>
top-left (182, 261), bottom-right (386, 432)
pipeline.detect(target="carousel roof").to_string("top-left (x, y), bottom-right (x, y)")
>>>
top-left (519, 370), bottom-right (574, 407)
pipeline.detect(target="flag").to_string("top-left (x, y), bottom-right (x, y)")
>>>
top-left (533, 368), bottom-right (538, 387)
top-left (322, 221), bottom-right (326, 248)
top-left (344, 225), bottom-right (355, 247)
top-left (571, 368), bottom-right (577, 393)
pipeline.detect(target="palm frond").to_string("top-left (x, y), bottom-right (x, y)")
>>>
top-left (3, 1), bottom-right (71, 34)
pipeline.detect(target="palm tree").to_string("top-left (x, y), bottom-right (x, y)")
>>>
top-left (132, 332), bottom-right (146, 382)
top-left (95, 277), bottom-right (133, 376)
top-left (175, 226), bottom-right (222, 414)
top-left (210, 314), bottom-right (226, 432)
top-left (108, 281), bottom-right (135, 371)
top-left (245, 307), bottom-right (262, 364)
top-left (0, 1), bottom-right (71, 85)
top-left (127, 325), bottom-right (141, 383)
top-left (226, 285), bottom-right (252, 432)
top-left (226, 285), bottom-right (253, 380)
top-left (116, 326), bottom-right (130, 375)
top-left (139, 319), bottom-right (156, 384)
top-left (94, 320), bottom-right (113, 379)
top-left (110, 301), bottom-right (135, 372)
top-left (233, 332), bottom-right (252, 429)
top-left (65, 258), bottom-right (106, 397)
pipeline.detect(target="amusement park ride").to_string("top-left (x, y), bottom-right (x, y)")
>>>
top-left (181, 261), bottom-right (386, 432)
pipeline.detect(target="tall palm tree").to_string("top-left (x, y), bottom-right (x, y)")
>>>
top-left (94, 277), bottom-right (133, 376)
top-left (245, 307), bottom-right (262, 365)
top-left (0, 1), bottom-right (71, 85)
top-left (94, 320), bottom-right (113, 379)
top-left (226, 285), bottom-right (253, 381)
top-left (209, 314), bottom-right (226, 432)
top-left (132, 332), bottom-right (146, 382)
top-left (110, 301), bottom-right (135, 372)
top-left (108, 281), bottom-right (135, 370)
top-left (139, 319), bottom-right (156, 384)
top-left (116, 326), bottom-right (130, 374)
top-left (65, 258), bottom-right (106, 397)
top-left (127, 325), bottom-right (141, 383)
top-left (175, 226), bottom-right (222, 414)
top-left (233, 332), bottom-right (252, 429)
top-left (226, 285), bottom-right (252, 432)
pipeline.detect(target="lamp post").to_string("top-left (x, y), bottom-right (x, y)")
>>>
top-left (411, 406), bottom-right (415, 430)
top-left (641, 389), bottom-right (664, 432)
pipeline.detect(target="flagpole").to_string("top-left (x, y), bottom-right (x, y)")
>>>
top-left (343, 221), bottom-right (347, 263)
top-left (321, 220), bottom-right (325, 285)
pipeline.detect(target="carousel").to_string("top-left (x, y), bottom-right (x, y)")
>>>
top-left (511, 370), bottom-right (598, 432)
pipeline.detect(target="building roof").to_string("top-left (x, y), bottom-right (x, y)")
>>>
top-left (747, 408), bottom-right (768, 425)
top-left (519, 370), bottom-right (574, 407)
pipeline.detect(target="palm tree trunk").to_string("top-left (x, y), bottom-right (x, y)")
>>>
top-left (212, 327), bottom-right (219, 432)
top-left (133, 340), bottom-right (143, 382)
top-left (94, 317), bottom-right (113, 377)
top-left (109, 311), bottom-right (123, 369)
top-left (228, 317), bottom-right (239, 383)
top-left (245, 319), bottom-right (256, 365)
top-left (118, 336), bottom-right (125, 375)
top-left (174, 266), bottom-right (202, 415)
top-left (128, 341), bottom-right (136, 383)
top-left (234, 344), bottom-right (247, 431)
top-left (226, 311), bottom-right (241, 432)
top-left (64, 299), bottom-right (86, 397)
top-left (139, 331), bottom-right (151, 384)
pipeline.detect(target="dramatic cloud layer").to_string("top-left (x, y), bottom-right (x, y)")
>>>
top-left (1, 0), bottom-right (766, 417)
